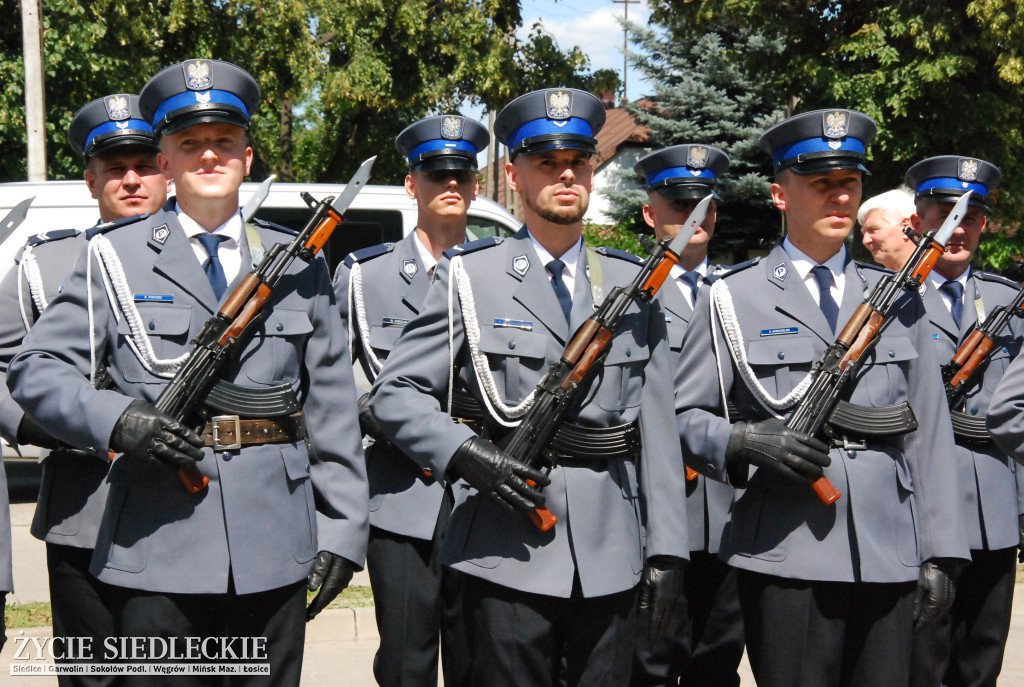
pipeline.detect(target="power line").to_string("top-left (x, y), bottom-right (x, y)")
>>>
top-left (612, 0), bottom-right (639, 102)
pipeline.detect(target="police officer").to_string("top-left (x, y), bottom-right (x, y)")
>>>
top-left (7, 59), bottom-right (368, 683)
top-left (0, 93), bottom-right (168, 684)
top-left (630, 144), bottom-right (744, 687)
top-left (859, 186), bottom-right (916, 270)
top-left (674, 109), bottom-right (970, 686)
top-left (368, 88), bottom-right (689, 687)
top-left (904, 156), bottom-right (1024, 687)
top-left (333, 113), bottom-right (488, 687)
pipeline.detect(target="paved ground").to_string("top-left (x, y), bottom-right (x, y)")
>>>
top-left (3, 500), bottom-right (1024, 685)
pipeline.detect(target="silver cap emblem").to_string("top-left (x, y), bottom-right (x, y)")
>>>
top-left (547, 90), bottom-right (572, 120)
top-left (823, 111), bottom-right (849, 139)
top-left (105, 95), bottom-right (130, 121)
top-left (441, 116), bottom-right (464, 140)
top-left (687, 146), bottom-right (709, 169)
top-left (184, 60), bottom-right (212, 90)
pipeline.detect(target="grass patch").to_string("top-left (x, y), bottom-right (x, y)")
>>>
top-left (6, 586), bottom-right (375, 629)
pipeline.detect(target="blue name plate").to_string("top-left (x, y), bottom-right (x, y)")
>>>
top-left (494, 318), bottom-right (533, 331)
top-left (760, 327), bottom-right (798, 337)
top-left (382, 317), bottom-right (409, 327)
top-left (134, 294), bottom-right (173, 302)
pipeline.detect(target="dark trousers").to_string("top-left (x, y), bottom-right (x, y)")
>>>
top-left (366, 489), bottom-right (465, 687)
top-left (47, 543), bottom-right (118, 687)
top-left (632, 551), bottom-right (744, 686)
top-left (110, 579), bottom-right (306, 686)
top-left (738, 570), bottom-right (915, 687)
top-left (460, 572), bottom-right (637, 687)
top-left (911, 547), bottom-right (1016, 687)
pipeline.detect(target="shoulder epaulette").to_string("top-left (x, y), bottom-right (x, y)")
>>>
top-left (594, 246), bottom-right (642, 264)
top-left (443, 236), bottom-right (502, 260)
top-left (974, 269), bottom-right (1021, 290)
top-left (718, 256), bottom-right (760, 278)
top-left (85, 213), bottom-right (148, 239)
top-left (249, 216), bottom-right (299, 236)
top-left (26, 228), bottom-right (80, 247)
top-left (854, 260), bottom-right (894, 275)
top-left (344, 242), bottom-right (395, 268)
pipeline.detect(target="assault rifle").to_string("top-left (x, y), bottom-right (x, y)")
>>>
top-left (500, 195), bottom-right (713, 531)
top-left (162, 157), bottom-right (375, 492)
top-left (942, 278), bottom-right (1024, 442)
top-left (786, 191), bottom-right (972, 504)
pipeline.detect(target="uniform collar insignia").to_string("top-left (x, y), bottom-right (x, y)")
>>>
top-left (152, 224), bottom-right (170, 244)
top-left (402, 259), bottom-right (418, 278)
top-left (513, 254), bottom-right (530, 276)
top-left (772, 262), bottom-right (788, 281)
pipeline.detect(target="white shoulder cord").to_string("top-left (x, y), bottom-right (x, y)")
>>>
top-left (451, 255), bottom-right (537, 427)
top-left (18, 247), bottom-right (48, 330)
top-left (86, 235), bottom-right (189, 385)
top-left (349, 261), bottom-right (383, 379)
top-left (710, 278), bottom-right (814, 412)
top-left (707, 294), bottom-right (736, 422)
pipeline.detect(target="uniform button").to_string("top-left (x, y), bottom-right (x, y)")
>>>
top-left (888, 349), bottom-right (895, 358)
top-left (508, 341), bottom-right (516, 350)
top-left (777, 352), bottom-right (785, 360)
top-left (970, 406), bottom-right (979, 415)
top-left (149, 321), bottom-right (156, 331)
top-left (222, 452), bottom-right (232, 460)
top-left (626, 348), bottom-right (632, 357)
top-left (846, 449), bottom-right (856, 458)
top-left (276, 323), bottom-right (284, 332)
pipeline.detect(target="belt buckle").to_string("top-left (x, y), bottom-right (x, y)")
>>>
top-left (212, 415), bottom-right (242, 450)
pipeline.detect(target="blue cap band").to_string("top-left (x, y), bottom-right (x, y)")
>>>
top-left (771, 136), bottom-right (866, 171)
top-left (152, 89), bottom-right (249, 127)
top-left (508, 117), bottom-right (593, 150)
top-left (407, 138), bottom-right (477, 162)
top-left (85, 119), bottom-right (153, 151)
top-left (917, 177), bottom-right (989, 198)
top-left (646, 166), bottom-right (716, 185)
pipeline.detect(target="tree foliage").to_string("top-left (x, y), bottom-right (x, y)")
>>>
top-left (2, 1), bottom-right (614, 187)
top-left (602, 21), bottom-right (786, 261)
top-left (648, 0), bottom-right (1024, 268)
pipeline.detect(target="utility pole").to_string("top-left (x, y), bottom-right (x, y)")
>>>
top-left (612, 0), bottom-right (639, 102)
top-left (21, 0), bottom-right (47, 180)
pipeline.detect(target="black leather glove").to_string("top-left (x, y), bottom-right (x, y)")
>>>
top-left (1018, 513), bottom-right (1024, 564)
top-left (638, 555), bottom-right (686, 643)
top-left (109, 400), bottom-right (204, 470)
top-left (447, 437), bottom-right (550, 513)
top-left (913, 558), bottom-right (960, 633)
top-left (357, 393), bottom-right (385, 440)
top-left (17, 413), bottom-right (59, 450)
top-left (306, 551), bottom-right (355, 621)
top-left (725, 418), bottom-right (831, 483)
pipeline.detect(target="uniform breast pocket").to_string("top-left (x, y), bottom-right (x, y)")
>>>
top-left (117, 304), bottom-right (193, 383)
top-left (982, 339), bottom-right (1019, 392)
top-left (477, 326), bottom-right (548, 403)
top-left (369, 324), bottom-right (403, 358)
top-left (858, 335), bottom-right (918, 406)
top-left (246, 309), bottom-right (314, 385)
top-left (745, 336), bottom-right (817, 399)
top-left (597, 334), bottom-right (650, 412)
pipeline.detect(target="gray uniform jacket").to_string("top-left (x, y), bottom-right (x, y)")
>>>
top-left (333, 232), bottom-right (446, 541)
top-left (0, 228), bottom-right (114, 551)
top-left (7, 202), bottom-right (369, 595)
top-left (662, 270), bottom-right (734, 555)
top-left (924, 270), bottom-right (1024, 551)
top-left (369, 228), bottom-right (689, 599)
top-left (675, 244), bottom-right (969, 583)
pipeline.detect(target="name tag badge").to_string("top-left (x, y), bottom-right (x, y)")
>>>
top-left (760, 327), bottom-right (798, 337)
top-left (133, 294), bottom-right (174, 303)
top-left (382, 317), bottom-right (409, 328)
top-left (665, 315), bottom-right (672, 323)
top-left (494, 318), bottom-right (533, 331)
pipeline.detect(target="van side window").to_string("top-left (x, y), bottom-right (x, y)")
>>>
top-left (466, 217), bottom-right (517, 242)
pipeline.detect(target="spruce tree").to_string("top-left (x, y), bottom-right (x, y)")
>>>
top-left (602, 21), bottom-right (787, 261)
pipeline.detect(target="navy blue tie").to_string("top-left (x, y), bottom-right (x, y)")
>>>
top-left (681, 270), bottom-right (701, 305)
top-left (197, 233), bottom-right (228, 300)
top-left (546, 259), bottom-right (573, 324)
top-left (940, 280), bottom-right (964, 330)
top-left (811, 265), bottom-right (839, 332)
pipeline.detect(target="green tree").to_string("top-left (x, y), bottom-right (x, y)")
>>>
top-left (602, 21), bottom-right (786, 261)
top-left (648, 0), bottom-right (1024, 268)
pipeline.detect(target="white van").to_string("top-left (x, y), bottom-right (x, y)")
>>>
top-left (0, 180), bottom-right (522, 279)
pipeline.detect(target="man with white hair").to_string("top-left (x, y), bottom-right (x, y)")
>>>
top-left (859, 186), bottom-right (916, 270)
